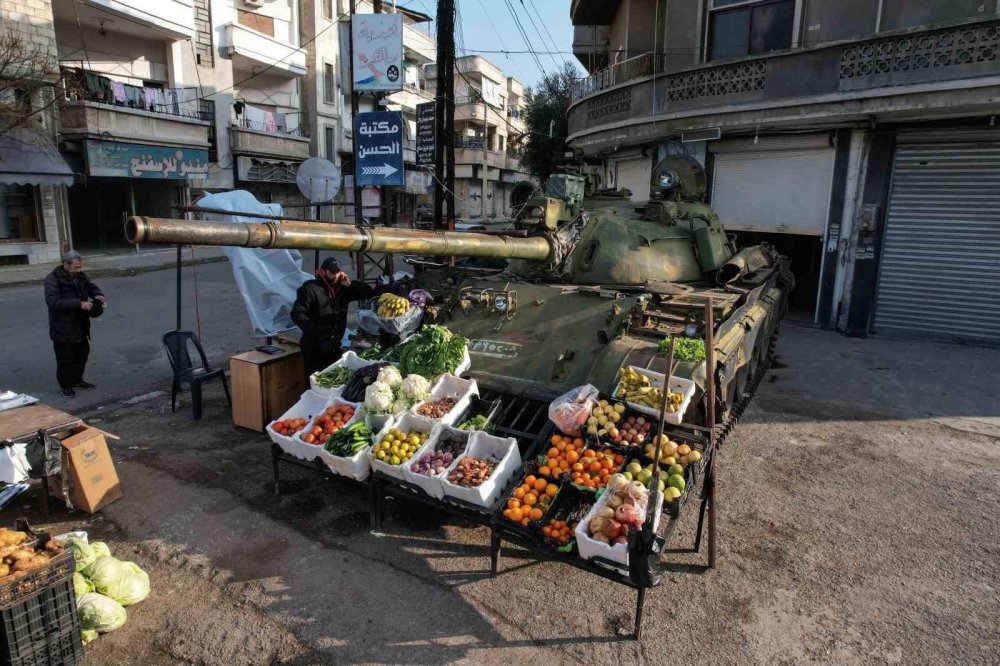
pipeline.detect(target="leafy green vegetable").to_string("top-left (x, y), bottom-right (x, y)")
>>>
top-left (84, 556), bottom-right (150, 606)
top-left (658, 336), bottom-right (706, 362)
top-left (390, 325), bottom-right (468, 379)
top-left (65, 538), bottom-right (98, 572)
top-left (359, 344), bottom-right (384, 360)
top-left (74, 572), bottom-right (94, 596)
top-left (77, 592), bottom-right (127, 633)
top-left (457, 414), bottom-right (488, 431)
top-left (313, 365), bottom-right (352, 388)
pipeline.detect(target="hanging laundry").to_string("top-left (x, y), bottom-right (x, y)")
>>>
top-left (124, 84), bottom-right (143, 108)
top-left (110, 80), bottom-right (127, 104)
top-left (264, 111), bottom-right (278, 133)
top-left (143, 87), bottom-right (158, 110)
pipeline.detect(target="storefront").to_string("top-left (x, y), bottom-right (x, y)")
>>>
top-left (0, 130), bottom-right (73, 266)
top-left (708, 134), bottom-right (836, 318)
top-left (871, 128), bottom-right (1000, 344)
top-left (606, 153), bottom-right (653, 202)
top-left (68, 140), bottom-right (208, 251)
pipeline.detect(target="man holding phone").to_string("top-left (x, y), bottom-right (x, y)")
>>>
top-left (44, 251), bottom-right (106, 397)
top-left (291, 257), bottom-right (374, 377)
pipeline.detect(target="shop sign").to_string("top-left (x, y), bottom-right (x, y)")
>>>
top-left (355, 111), bottom-right (404, 186)
top-left (416, 101), bottom-right (435, 165)
top-left (405, 170), bottom-right (432, 194)
top-left (352, 13), bottom-right (403, 91)
top-left (85, 140), bottom-right (208, 179)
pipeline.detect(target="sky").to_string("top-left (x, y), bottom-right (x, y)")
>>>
top-left (399, 0), bottom-right (579, 89)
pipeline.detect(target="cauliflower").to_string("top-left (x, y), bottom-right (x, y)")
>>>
top-left (391, 397), bottom-right (411, 415)
top-left (376, 366), bottom-right (402, 389)
top-left (364, 381), bottom-right (394, 413)
top-left (400, 374), bottom-right (431, 400)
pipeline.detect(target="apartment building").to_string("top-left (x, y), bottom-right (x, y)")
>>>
top-left (427, 56), bottom-right (531, 221)
top-left (0, 0), bottom-right (73, 266)
top-left (569, 0), bottom-right (1000, 345)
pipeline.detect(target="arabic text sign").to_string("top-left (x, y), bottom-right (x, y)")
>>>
top-left (354, 111), bottom-right (404, 187)
top-left (352, 13), bottom-right (403, 91)
top-left (85, 140), bottom-right (209, 179)
top-left (416, 101), bottom-right (435, 166)
top-left (468, 339), bottom-right (522, 359)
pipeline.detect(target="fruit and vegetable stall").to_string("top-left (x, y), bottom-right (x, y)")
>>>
top-left (267, 312), bottom-right (721, 639)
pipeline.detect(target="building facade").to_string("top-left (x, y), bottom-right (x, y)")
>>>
top-left (0, 0), bottom-right (73, 266)
top-left (428, 56), bottom-right (532, 221)
top-left (569, 0), bottom-right (1000, 345)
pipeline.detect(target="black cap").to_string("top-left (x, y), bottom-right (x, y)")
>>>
top-left (320, 258), bottom-right (341, 273)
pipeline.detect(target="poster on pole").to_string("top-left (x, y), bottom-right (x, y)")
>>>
top-left (355, 111), bottom-right (405, 187)
top-left (351, 13), bottom-right (403, 91)
top-left (416, 101), bottom-right (435, 166)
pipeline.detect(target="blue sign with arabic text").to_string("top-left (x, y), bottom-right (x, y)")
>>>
top-left (85, 140), bottom-right (209, 179)
top-left (354, 111), bottom-right (404, 186)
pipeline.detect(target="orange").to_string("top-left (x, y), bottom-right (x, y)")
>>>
top-left (513, 487), bottom-right (526, 499)
top-left (583, 449), bottom-right (596, 458)
top-left (523, 493), bottom-right (537, 506)
top-left (573, 438), bottom-right (585, 448)
top-left (547, 447), bottom-right (559, 458)
top-left (509, 508), bottom-right (523, 522)
top-left (602, 458), bottom-right (614, 470)
top-left (556, 441), bottom-right (567, 451)
top-left (589, 461), bottom-right (603, 473)
top-left (538, 466), bottom-right (551, 477)
top-left (546, 457), bottom-right (559, 469)
top-left (550, 434), bottom-right (562, 445)
top-left (545, 484), bottom-right (558, 497)
top-left (572, 462), bottom-right (584, 473)
top-left (565, 450), bottom-right (579, 464)
top-left (520, 517), bottom-right (529, 526)
top-left (533, 478), bottom-right (547, 492)
top-left (507, 498), bottom-right (521, 510)
top-left (525, 475), bottom-right (537, 486)
top-left (541, 526), bottom-right (552, 536)
top-left (529, 508), bottom-right (544, 521)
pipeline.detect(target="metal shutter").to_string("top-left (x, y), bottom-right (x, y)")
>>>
top-left (614, 157), bottom-right (652, 202)
top-left (710, 146), bottom-right (835, 235)
top-left (874, 139), bottom-right (1000, 343)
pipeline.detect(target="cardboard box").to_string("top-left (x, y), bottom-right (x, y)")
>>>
top-left (55, 426), bottom-right (122, 513)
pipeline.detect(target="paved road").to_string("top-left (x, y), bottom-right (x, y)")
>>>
top-left (0, 261), bottom-right (259, 413)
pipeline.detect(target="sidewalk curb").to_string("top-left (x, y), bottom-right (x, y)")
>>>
top-left (0, 255), bottom-right (229, 289)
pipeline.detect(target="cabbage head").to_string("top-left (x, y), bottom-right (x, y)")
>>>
top-left (81, 629), bottom-right (99, 645)
top-left (84, 556), bottom-right (150, 606)
top-left (73, 572), bottom-right (94, 596)
top-left (90, 542), bottom-right (111, 558)
top-left (65, 538), bottom-right (98, 572)
top-left (77, 593), bottom-right (127, 633)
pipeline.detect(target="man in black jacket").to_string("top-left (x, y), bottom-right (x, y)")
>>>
top-left (291, 258), bottom-right (373, 377)
top-left (44, 251), bottom-right (105, 397)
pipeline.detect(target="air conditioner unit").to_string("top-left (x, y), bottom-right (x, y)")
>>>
top-left (242, 0), bottom-right (265, 8)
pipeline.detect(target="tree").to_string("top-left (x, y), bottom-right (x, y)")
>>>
top-left (0, 29), bottom-right (59, 138)
top-left (521, 62), bottom-right (578, 182)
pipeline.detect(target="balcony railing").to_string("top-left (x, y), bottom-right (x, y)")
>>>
top-left (60, 66), bottom-right (206, 121)
top-left (231, 117), bottom-right (309, 138)
top-left (571, 52), bottom-right (667, 101)
top-left (455, 138), bottom-right (485, 150)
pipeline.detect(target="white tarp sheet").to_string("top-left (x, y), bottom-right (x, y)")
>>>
top-left (195, 191), bottom-right (312, 337)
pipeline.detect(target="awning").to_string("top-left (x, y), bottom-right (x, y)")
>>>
top-left (0, 130), bottom-right (75, 187)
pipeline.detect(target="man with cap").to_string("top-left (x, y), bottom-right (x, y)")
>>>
top-left (44, 251), bottom-right (106, 397)
top-left (291, 258), bottom-right (374, 377)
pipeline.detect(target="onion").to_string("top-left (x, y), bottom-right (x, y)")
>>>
top-left (592, 533), bottom-right (612, 545)
top-left (589, 516), bottom-right (605, 535)
top-left (606, 474), bottom-right (629, 493)
top-left (598, 506), bottom-right (615, 519)
top-left (606, 494), bottom-right (624, 510)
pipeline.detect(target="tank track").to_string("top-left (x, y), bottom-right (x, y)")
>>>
top-left (715, 327), bottom-right (779, 449)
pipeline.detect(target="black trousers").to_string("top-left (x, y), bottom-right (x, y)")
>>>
top-left (53, 340), bottom-right (90, 389)
top-left (300, 330), bottom-right (342, 379)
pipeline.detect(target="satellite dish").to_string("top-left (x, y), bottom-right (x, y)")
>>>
top-left (296, 157), bottom-right (342, 203)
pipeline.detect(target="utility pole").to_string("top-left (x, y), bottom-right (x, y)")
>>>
top-left (348, 0), bottom-right (364, 279)
top-left (481, 99), bottom-right (488, 220)
top-left (434, 0), bottom-right (456, 230)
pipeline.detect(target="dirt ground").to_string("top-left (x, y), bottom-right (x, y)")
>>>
top-left (7, 324), bottom-right (1000, 665)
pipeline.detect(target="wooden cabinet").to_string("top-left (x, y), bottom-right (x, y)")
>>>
top-left (230, 345), bottom-right (305, 432)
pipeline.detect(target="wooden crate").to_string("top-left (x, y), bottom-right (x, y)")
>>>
top-left (230, 345), bottom-right (305, 432)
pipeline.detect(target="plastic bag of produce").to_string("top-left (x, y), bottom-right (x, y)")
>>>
top-left (77, 592), bottom-right (127, 633)
top-left (64, 538), bottom-right (98, 572)
top-left (548, 384), bottom-right (599, 435)
top-left (84, 556), bottom-right (150, 606)
top-left (358, 296), bottom-right (424, 337)
top-left (74, 572), bottom-right (94, 596)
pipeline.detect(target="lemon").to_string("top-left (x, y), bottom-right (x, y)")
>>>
top-left (390, 455), bottom-right (400, 465)
top-left (667, 474), bottom-right (685, 492)
top-left (664, 486), bottom-right (682, 500)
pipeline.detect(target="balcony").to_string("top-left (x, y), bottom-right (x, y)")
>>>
top-left (388, 84), bottom-right (434, 112)
top-left (229, 121), bottom-right (310, 160)
top-left (573, 25), bottom-right (610, 71)
top-left (403, 23), bottom-right (435, 63)
top-left (220, 22), bottom-right (307, 77)
top-left (59, 101), bottom-right (209, 148)
top-left (453, 140), bottom-right (506, 169)
top-left (67, 0), bottom-right (195, 39)
top-left (455, 100), bottom-right (507, 129)
top-left (571, 0), bottom-right (620, 26)
top-left (567, 19), bottom-right (1000, 155)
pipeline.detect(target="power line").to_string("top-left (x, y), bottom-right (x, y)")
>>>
top-left (518, 0), bottom-right (562, 72)
top-left (500, 0), bottom-right (546, 75)
top-left (473, 0), bottom-right (528, 82)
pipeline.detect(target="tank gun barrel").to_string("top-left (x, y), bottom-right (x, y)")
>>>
top-left (125, 216), bottom-right (552, 261)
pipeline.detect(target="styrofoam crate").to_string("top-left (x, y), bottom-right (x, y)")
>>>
top-left (575, 485), bottom-right (663, 571)
top-left (453, 346), bottom-right (471, 377)
top-left (402, 424), bottom-right (470, 499)
top-left (309, 351), bottom-right (380, 398)
top-left (612, 366), bottom-right (696, 424)
top-left (265, 390), bottom-right (332, 460)
top-left (368, 412), bottom-right (436, 481)
top-left (410, 374), bottom-right (478, 426)
top-left (439, 431), bottom-right (521, 510)
top-left (293, 398), bottom-right (362, 468)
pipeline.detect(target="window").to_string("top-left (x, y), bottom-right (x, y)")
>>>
top-left (324, 63), bottom-right (336, 104)
top-left (0, 184), bottom-right (42, 242)
top-left (237, 9), bottom-right (274, 37)
top-left (325, 125), bottom-right (336, 158)
top-left (323, 0), bottom-right (333, 19)
top-left (708, 0), bottom-right (794, 61)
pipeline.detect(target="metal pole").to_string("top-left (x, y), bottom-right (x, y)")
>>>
top-left (314, 202), bottom-right (320, 271)
top-left (443, 0), bottom-right (456, 230)
top-left (704, 295), bottom-right (717, 568)
top-left (348, 0), bottom-right (364, 280)
top-left (175, 244), bottom-right (182, 330)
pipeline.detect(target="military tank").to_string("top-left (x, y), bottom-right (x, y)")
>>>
top-left (125, 156), bottom-right (793, 435)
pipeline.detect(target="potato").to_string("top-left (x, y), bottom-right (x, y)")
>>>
top-left (8, 549), bottom-right (34, 562)
top-left (0, 563), bottom-right (8, 578)
top-left (13, 556), bottom-right (48, 573)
